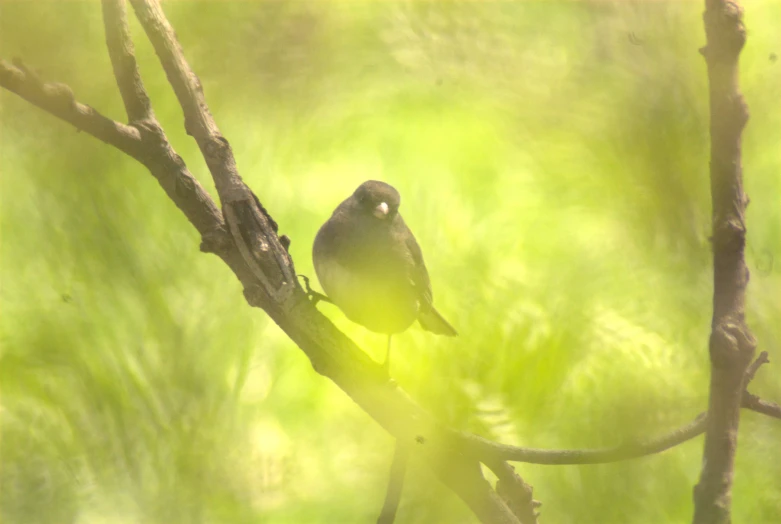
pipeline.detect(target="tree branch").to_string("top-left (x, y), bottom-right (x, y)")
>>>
top-left (742, 393), bottom-right (781, 420)
top-left (377, 441), bottom-right (410, 524)
top-left (459, 352), bottom-right (778, 465)
top-left (428, 454), bottom-right (520, 524)
top-left (459, 393), bottom-right (780, 466)
top-left (487, 461), bottom-right (540, 524)
top-left (97, 0), bottom-right (227, 240)
top-left (127, 0), bottom-right (240, 199)
top-left (102, 0), bottom-right (153, 122)
top-left (460, 413), bottom-right (708, 465)
top-left (694, 1), bottom-right (756, 522)
top-left (0, 47), bottom-right (223, 243)
top-left (744, 350), bottom-right (769, 383)
top-left (128, 0), bottom-right (296, 306)
top-left (0, 59), bottom-right (141, 156)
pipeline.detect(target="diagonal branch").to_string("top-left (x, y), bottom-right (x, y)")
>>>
top-left (0, 59), bottom-right (141, 156)
top-left (102, 0), bottom-right (153, 122)
top-left (0, 11), bottom-right (227, 245)
top-left (377, 441), bottom-right (410, 524)
top-left (127, 0), bottom-right (240, 198)
top-left (486, 461), bottom-right (540, 524)
top-left (98, 0), bottom-right (227, 238)
top-left (429, 454), bottom-right (520, 524)
top-left (127, 0), bottom-right (296, 305)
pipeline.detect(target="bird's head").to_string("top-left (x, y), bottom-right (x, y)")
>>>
top-left (352, 180), bottom-right (400, 220)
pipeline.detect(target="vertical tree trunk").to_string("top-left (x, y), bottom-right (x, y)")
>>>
top-left (693, 1), bottom-right (756, 523)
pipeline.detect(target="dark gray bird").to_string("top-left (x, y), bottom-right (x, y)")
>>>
top-left (312, 180), bottom-right (456, 367)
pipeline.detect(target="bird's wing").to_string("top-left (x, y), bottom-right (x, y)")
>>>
top-left (404, 232), bottom-right (433, 306)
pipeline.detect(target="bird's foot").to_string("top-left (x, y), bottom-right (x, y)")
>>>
top-left (298, 275), bottom-right (332, 306)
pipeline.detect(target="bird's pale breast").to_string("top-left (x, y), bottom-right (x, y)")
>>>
top-left (313, 253), bottom-right (419, 334)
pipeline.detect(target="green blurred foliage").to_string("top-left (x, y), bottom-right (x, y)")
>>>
top-left (1, 1), bottom-right (779, 523)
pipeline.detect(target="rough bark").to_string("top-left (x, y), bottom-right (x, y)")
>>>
top-left (693, 2), bottom-right (757, 523)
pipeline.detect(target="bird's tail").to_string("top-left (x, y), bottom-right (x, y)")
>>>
top-left (418, 305), bottom-right (457, 336)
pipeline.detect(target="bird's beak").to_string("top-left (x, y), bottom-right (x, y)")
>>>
top-left (373, 202), bottom-right (389, 219)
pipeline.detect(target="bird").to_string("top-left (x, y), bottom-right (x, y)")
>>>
top-left (311, 180), bottom-right (456, 368)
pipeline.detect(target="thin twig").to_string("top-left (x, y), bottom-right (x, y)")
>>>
top-left (459, 351), bottom-right (777, 465)
top-left (460, 413), bottom-right (708, 465)
top-left (745, 351), bottom-right (769, 383)
top-left (102, 0), bottom-right (153, 122)
top-left (377, 441), bottom-right (410, 524)
top-left (459, 392), bottom-right (780, 466)
top-left (0, 59), bottom-right (141, 156)
top-left (742, 393), bottom-right (781, 420)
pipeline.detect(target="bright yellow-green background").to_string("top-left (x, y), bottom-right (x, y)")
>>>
top-left (1, 1), bottom-right (779, 523)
